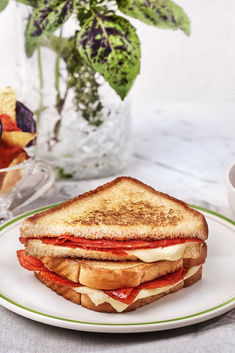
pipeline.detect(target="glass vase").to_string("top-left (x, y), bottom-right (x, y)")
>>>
top-left (36, 82), bottom-right (132, 180)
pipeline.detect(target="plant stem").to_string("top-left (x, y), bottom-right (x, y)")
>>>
top-left (55, 54), bottom-right (60, 93)
top-left (55, 28), bottom-right (62, 97)
top-left (54, 28), bottom-right (69, 116)
top-left (36, 46), bottom-right (44, 125)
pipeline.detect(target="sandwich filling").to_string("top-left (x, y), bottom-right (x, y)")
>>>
top-left (17, 250), bottom-right (201, 312)
top-left (73, 265), bottom-right (201, 312)
top-left (20, 236), bottom-right (204, 262)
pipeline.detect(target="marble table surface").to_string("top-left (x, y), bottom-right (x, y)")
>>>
top-left (2, 102), bottom-right (235, 353)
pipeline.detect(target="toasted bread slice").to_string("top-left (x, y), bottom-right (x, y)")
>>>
top-left (35, 266), bottom-right (202, 313)
top-left (40, 258), bottom-right (183, 290)
top-left (38, 243), bottom-right (207, 289)
top-left (25, 238), bottom-right (203, 262)
top-left (20, 177), bottom-right (208, 241)
top-left (184, 242), bottom-right (207, 268)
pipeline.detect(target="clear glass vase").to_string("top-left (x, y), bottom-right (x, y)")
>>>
top-left (14, 4), bottom-right (132, 180)
top-left (36, 83), bottom-right (132, 179)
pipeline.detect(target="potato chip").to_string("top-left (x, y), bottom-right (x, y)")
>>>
top-left (16, 101), bottom-right (36, 133)
top-left (0, 144), bottom-right (23, 169)
top-left (0, 113), bottom-right (21, 131)
top-left (0, 150), bottom-right (28, 194)
top-left (0, 87), bottom-right (16, 121)
top-left (1, 131), bottom-right (37, 148)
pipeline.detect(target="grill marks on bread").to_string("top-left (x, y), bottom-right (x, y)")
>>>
top-left (20, 177), bottom-right (208, 241)
top-left (68, 202), bottom-right (183, 227)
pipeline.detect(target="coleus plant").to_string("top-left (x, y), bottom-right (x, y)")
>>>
top-left (1, 0), bottom-right (190, 123)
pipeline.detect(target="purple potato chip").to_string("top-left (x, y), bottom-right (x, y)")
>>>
top-left (16, 101), bottom-right (36, 133)
top-left (0, 119), bottom-right (2, 139)
top-left (16, 101), bottom-right (36, 146)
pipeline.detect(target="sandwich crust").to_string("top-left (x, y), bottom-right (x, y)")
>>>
top-left (20, 177), bottom-right (208, 241)
top-left (35, 266), bottom-right (202, 313)
top-left (184, 242), bottom-right (207, 268)
top-left (34, 272), bottom-right (81, 304)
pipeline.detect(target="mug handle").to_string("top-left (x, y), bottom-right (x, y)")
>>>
top-left (10, 160), bottom-right (55, 211)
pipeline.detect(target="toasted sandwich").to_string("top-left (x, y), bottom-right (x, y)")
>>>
top-left (17, 177), bottom-right (208, 313)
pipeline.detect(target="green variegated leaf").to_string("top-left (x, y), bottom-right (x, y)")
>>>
top-left (25, 0), bottom-right (75, 57)
top-left (15, 0), bottom-right (38, 6)
top-left (77, 13), bottom-right (141, 99)
top-left (25, 15), bottom-right (37, 57)
top-left (74, 0), bottom-right (89, 9)
top-left (117, 0), bottom-right (190, 36)
top-left (0, 0), bottom-right (9, 12)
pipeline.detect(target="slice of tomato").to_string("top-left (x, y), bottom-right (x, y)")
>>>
top-left (17, 250), bottom-right (82, 287)
top-left (38, 271), bottom-right (82, 288)
top-left (104, 287), bottom-right (140, 305)
top-left (19, 235), bottom-right (203, 252)
top-left (139, 268), bottom-right (187, 290)
top-left (40, 236), bottom-right (151, 249)
top-left (104, 268), bottom-right (188, 304)
top-left (17, 250), bottom-right (47, 272)
top-left (41, 235), bottom-right (203, 249)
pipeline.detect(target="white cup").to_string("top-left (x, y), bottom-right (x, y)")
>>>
top-left (226, 162), bottom-right (235, 217)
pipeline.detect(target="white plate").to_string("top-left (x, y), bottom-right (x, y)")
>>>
top-left (0, 205), bottom-right (235, 333)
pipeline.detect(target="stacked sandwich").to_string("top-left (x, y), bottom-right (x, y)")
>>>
top-left (17, 177), bottom-right (208, 313)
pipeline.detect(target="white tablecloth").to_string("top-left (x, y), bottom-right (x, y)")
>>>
top-left (0, 297), bottom-right (234, 353)
top-left (1, 102), bottom-right (235, 352)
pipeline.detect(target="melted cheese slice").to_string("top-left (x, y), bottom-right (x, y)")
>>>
top-left (73, 265), bottom-right (201, 312)
top-left (125, 242), bottom-right (201, 262)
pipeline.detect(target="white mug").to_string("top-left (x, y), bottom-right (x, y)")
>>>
top-left (226, 162), bottom-right (235, 218)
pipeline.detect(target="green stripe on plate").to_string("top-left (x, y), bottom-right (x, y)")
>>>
top-left (0, 204), bottom-right (235, 326)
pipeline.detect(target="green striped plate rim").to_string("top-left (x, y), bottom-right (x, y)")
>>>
top-left (0, 204), bottom-right (235, 327)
